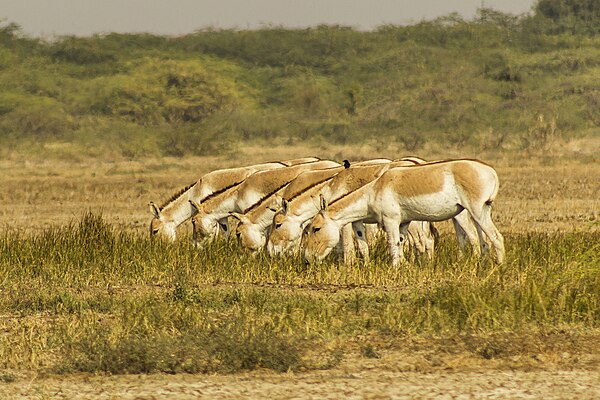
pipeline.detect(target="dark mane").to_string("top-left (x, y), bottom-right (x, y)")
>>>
top-left (328, 180), bottom-right (376, 207)
top-left (328, 189), bottom-right (356, 206)
top-left (199, 180), bottom-right (245, 203)
top-left (286, 175), bottom-right (336, 203)
top-left (160, 182), bottom-right (196, 210)
top-left (243, 180), bottom-right (295, 214)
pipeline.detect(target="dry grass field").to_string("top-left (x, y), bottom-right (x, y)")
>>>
top-left (1, 142), bottom-right (598, 235)
top-left (0, 142), bottom-right (599, 399)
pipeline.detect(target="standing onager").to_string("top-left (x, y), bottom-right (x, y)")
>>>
top-left (266, 158), bottom-right (431, 263)
top-left (232, 159), bottom-right (393, 253)
top-left (304, 159), bottom-right (505, 266)
top-left (148, 157), bottom-right (320, 241)
top-left (189, 160), bottom-right (340, 246)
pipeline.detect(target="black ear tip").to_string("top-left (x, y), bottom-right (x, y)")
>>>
top-left (343, 160), bottom-right (350, 168)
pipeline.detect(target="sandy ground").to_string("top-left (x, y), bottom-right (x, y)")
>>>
top-left (2, 365), bottom-right (600, 399)
top-left (2, 334), bottom-right (600, 399)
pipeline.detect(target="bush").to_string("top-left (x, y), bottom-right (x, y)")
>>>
top-left (87, 59), bottom-right (237, 125)
top-left (0, 93), bottom-right (75, 137)
top-left (50, 37), bottom-right (117, 64)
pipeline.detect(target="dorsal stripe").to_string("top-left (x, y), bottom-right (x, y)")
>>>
top-left (285, 174), bottom-right (337, 203)
top-left (401, 158), bottom-right (491, 167)
top-left (328, 184), bottom-right (364, 206)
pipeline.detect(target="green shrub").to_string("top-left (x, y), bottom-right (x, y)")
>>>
top-left (86, 58), bottom-right (237, 125)
top-left (0, 92), bottom-right (74, 137)
top-left (50, 37), bottom-right (117, 64)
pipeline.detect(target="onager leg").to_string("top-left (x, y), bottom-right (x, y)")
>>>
top-left (452, 211), bottom-right (480, 257)
top-left (404, 221), bottom-right (427, 261)
top-left (399, 222), bottom-right (412, 261)
top-left (352, 221), bottom-right (370, 263)
top-left (383, 217), bottom-right (405, 267)
top-left (341, 223), bottom-right (357, 264)
top-left (467, 203), bottom-right (505, 264)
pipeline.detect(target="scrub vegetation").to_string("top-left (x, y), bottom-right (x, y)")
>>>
top-left (1, 1), bottom-right (600, 160)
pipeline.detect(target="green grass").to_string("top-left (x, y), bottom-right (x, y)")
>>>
top-left (0, 213), bottom-right (598, 374)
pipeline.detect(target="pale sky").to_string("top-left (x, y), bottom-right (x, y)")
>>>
top-left (2, 0), bottom-right (537, 38)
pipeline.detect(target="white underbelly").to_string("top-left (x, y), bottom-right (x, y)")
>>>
top-left (372, 190), bottom-right (463, 222)
top-left (394, 191), bottom-right (462, 223)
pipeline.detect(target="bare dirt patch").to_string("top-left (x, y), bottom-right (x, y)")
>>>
top-left (2, 357), bottom-right (599, 399)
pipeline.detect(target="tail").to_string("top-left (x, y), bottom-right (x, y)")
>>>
top-left (486, 168), bottom-right (500, 206)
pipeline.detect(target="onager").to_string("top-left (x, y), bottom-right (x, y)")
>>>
top-left (233, 159), bottom-right (393, 253)
top-left (304, 159), bottom-right (505, 266)
top-left (266, 158), bottom-right (435, 263)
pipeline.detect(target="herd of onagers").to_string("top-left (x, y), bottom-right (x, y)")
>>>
top-left (149, 156), bottom-right (505, 265)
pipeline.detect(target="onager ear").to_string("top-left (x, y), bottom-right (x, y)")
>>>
top-left (282, 199), bottom-right (289, 215)
top-left (189, 199), bottom-right (202, 213)
top-left (319, 194), bottom-right (328, 211)
top-left (149, 202), bottom-right (161, 218)
top-left (268, 195), bottom-right (283, 213)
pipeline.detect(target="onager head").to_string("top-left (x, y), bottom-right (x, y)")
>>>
top-left (231, 213), bottom-right (266, 252)
top-left (149, 202), bottom-right (177, 242)
top-left (266, 199), bottom-right (304, 256)
top-left (189, 200), bottom-right (221, 247)
top-left (303, 206), bottom-right (341, 263)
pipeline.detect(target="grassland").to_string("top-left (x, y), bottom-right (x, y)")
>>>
top-left (0, 149), bottom-right (598, 389)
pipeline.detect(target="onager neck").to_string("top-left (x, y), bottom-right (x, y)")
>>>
top-left (288, 180), bottom-right (331, 222)
top-left (161, 184), bottom-right (199, 226)
top-left (201, 186), bottom-right (239, 215)
top-left (328, 184), bottom-right (373, 228)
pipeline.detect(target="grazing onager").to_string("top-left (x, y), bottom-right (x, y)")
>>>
top-left (148, 157), bottom-right (320, 241)
top-left (231, 165), bottom-right (345, 252)
top-left (304, 159), bottom-right (505, 266)
top-left (233, 159), bottom-right (393, 253)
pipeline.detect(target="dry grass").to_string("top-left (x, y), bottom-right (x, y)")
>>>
top-left (1, 143), bottom-right (597, 235)
top-left (0, 144), bottom-right (598, 383)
